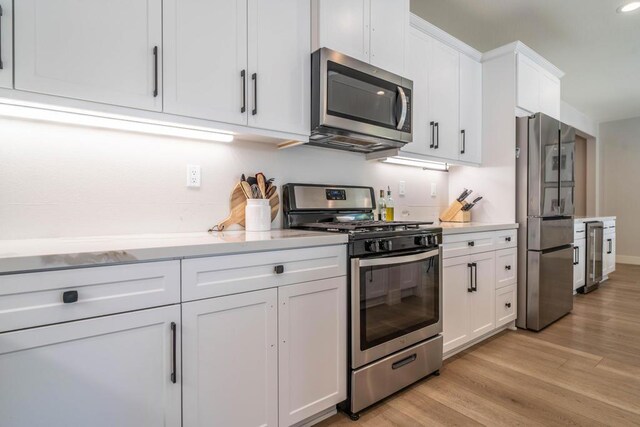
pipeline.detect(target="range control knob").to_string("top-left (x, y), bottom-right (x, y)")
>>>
top-left (365, 240), bottom-right (380, 253)
top-left (379, 240), bottom-right (393, 251)
top-left (415, 236), bottom-right (428, 247)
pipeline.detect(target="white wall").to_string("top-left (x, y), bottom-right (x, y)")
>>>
top-left (449, 53), bottom-right (516, 223)
top-left (0, 116), bottom-right (449, 239)
top-left (599, 116), bottom-right (640, 263)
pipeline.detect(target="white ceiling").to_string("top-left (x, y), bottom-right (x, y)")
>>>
top-left (410, 0), bottom-right (640, 123)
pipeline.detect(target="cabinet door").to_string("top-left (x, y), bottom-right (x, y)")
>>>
top-left (313, 0), bottom-right (370, 63)
top-left (495, 285), bottom-right (517, 327)
top-left (278, 277), bottom-right (347, 426)
top-left (0, 306), bottom-right (181, 427)
top-left (442, 256), bottom-right (471, 353)
top-left (163, 0), bottom-right (247, 125)
top-left (539, 70), bottom-right (561, 120)
top-left (469, 252), bottom-right (495, 339)
top-left (459, 54), bottom-right (482, 164)
top-left (574, 239), bottom-right (586, 290)
top-left (0, 0), bottom-right (12, 89)
top-left (369, 0), bottom-right (408, 76)
top-left (182, 289), bottom-right (278, 427)
top-left (401, 27), bottom-right (430, 155)
top-left (516, 53), bottom-right (540, 114)
top-left (427, 37), bottom-right (460, 160)
top-left (14, 0), bottom-right (162, 111)
top-left (495, 248), bottom-right (517, 289)
top-left (248, 0), bottom-right (310, 136)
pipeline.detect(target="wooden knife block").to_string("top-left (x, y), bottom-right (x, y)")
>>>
top-left (439, 200), bottom-right (471, 223)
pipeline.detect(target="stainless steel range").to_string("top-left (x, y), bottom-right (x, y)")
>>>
top-left (282, 183), bottom-right (443, 419)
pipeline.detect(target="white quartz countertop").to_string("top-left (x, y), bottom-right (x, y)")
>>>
top-left (0, 230), bottom-right (348, 274)
top-left (439, 222), bottom-right (519, 235)
top-left (574, 216), bottom-right (616, 222)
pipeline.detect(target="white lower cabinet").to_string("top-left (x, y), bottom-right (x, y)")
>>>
top-left (278, 277), bottom-right (347, 426)
top-left (603, 231), bottom-right (616, 276)
top-left (182, 289), bottom-right (278, 427)
top-left (573, 238), bottom-right (586, 291)
top-left (0, 305), bottom-right (181, 427)
top-left (442, 229), bottom-right (517, 355)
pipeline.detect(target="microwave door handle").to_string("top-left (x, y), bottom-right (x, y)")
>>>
top-left (396, 86), bottom-right (407, 130)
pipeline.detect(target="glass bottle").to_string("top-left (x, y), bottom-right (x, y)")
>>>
top-left (378, 189), bottom-right (386, 221)
top-left (385, 186), bottom-right (395, 221)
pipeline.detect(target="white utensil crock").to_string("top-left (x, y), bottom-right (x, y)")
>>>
top-left (245, 199), bottom-right (271, 231)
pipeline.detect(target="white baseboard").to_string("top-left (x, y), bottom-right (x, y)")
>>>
top-left (616, 256), bottom-right (640, 265)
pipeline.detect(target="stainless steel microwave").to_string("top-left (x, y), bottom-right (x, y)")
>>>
top-left (310, 48), bottom-right (413, 153)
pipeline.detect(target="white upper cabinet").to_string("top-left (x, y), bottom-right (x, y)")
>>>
top-left (426, 37), bottom-right (460, 161)
top-left (163, 0), bottom-right (248, 125)
top-left (401, 27), bottom-right (430, 155)
top-left (312, 0), bottom-right (408, 75)
top-left (0, 0), bottom-right (12, 89)
top-left (459, 54), bottom-right (482, 164)
top-left (369, 0), bottom-right (409, 75)
top-left (14, 0), bottom-right (162, 111)
top-left (516, 52), bottom-right (561, 119)
top-left (313, 0), bottom-right (370, 63)
top-left (248, 0), bottom-right (310, 136)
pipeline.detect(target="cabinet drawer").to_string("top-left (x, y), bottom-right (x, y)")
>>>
top-left (496, 285), bottom-right (517, 327)
top-left (495, 248), bottom-right (517, 289)
top-left (442, 231), bottom-right (494, 259)
top-left (493, 229), bottom-right (517, 250)
top-left (574, 223), bottom-right (585, 241)
top-left (0, 261), bottom-right (180, 333)
top-left (182, 245), bottom-right (347, 301)
top-left (603, 220), bottom-right (615, 230)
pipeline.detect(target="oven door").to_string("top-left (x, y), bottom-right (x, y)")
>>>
top-left (351, 249), bottom-right (442, 369)
top-left (315, 48), bottom-right (412, 143)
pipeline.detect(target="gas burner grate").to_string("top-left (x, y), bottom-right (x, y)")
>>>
top-left (298, 220), bottom-right (434, 233)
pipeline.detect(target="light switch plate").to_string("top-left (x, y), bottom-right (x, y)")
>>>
top-left (399, 181), bottom-right (406, 196)
top-left (430, 183), bottom-right (437, 197)
top-left (187, 165), bottom-right (201, 187)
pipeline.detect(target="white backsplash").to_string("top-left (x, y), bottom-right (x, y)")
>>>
top-left (0, 117), bottom-right (449, 239)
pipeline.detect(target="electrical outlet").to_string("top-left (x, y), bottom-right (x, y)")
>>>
top-left (399, 181), bottom-right (406, 196)
top-left (187, 165), bottom-right (201, 188)
top-left (430, 183), bottom-right (437, 197)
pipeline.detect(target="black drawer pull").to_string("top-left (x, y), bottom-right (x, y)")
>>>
top-left (274, 265), bottom-right (284, 275)
top-left (505, 265), bottom-right (512, 271)
top-left (505, 237), bottom-right (512, 242)
top-left (468, 241), bottom-right (475, 247)
top-left (153, 46), bottom-right (159, 98)
top-left (505, 302), bottom-right (512, 308)
top-left (392, 354), bottom-right (417, 370)
top-left (62, 290), bottom-right (78, 304)
top-left (170, 322), bottom-right (177, 384)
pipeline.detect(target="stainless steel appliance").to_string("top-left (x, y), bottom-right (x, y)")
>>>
top-left (582, 221), bottom-right (604, 293)
top-left (516, 113), bottom-right (575, 331)
top-left (311, 48), bottom-right (413, 153)
top-left (282, 183), bottom-right (442, 419)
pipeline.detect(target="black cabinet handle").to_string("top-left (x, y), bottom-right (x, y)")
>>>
top-left (0, 5), bottom-right (4, 70)
top-left (460, 129), bottom-right (466, 154)
top-left (153, 46), bottom-right (159, 98)
top-left (170, 322), bottom-right (177, 384)
top-left (392, 354), bottom-right (417, 370)
top-left (429, 122), bottom-right (435, 148)
top-left (435, 122), bottom-right (440, 149)
top-left (240, 70), bottom-right (246, 113)
top-left (251, 73), bottom-right (258, 115)
top-left (473, 262), bottom-right (478, 292)
top-left (505, 265), bottom-right (512, 271)
top-left (573, 246), bottom-right (579, 265)
top-left (505, 237), bottom-right (512, 242)
top-left (607, 239), bottom-right (612, 254)
top-left (274, 265), bottom-right (284, 275)
top-left (505, 302), bottom-right (512, 308)
top-left (62, 290), bottom-right (78, 304)
top-left (468, 241), bottom-right (475, 247)
top-left (467, 263), bottom-right (473, 292)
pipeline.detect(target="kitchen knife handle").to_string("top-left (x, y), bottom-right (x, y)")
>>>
top-left (240, 70), bottom-right (246, 113)
top-left (429, 122), bottom-right (435, 148)
top-left (153, 46), bottom-right (159, 97)
top-left (460, 129), bottom-right (466, 154)
top-left (252, 73), bottom-right (258, 115)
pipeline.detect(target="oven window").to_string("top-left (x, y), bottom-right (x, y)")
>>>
top-left (327, 61), bottom-right (399, 130)
top-left (359, 255), bottom-right (439, 351)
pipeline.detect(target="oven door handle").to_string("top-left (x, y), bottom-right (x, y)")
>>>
top-left (395, 86), bottom-right (408, 130)
top-left (358, 249), bottom-right (439, 268)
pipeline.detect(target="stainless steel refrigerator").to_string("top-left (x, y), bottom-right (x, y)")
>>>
top-left (516, 113), bottom-right (575, 331)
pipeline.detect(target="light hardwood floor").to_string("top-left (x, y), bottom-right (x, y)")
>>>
top-left (319, 264), bottom-right (640, 426)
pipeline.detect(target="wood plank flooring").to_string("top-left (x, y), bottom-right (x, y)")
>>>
top-left (319, 264), bottom-right (640, 426)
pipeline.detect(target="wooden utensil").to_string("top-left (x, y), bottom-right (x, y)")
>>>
top-left (240, 181), bottom-right (253, 199)
top-left (256, 173), bottom-right (267, 199)
top-left (216, 183), bottom-right (248, 230)
top-left (265, 185), bottom-right (276, 199)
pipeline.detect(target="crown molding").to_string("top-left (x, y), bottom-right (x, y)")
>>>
top-left (410, 14), bottom-right (482, 61)
top-left (482, 41), bottom-right (564, 78)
